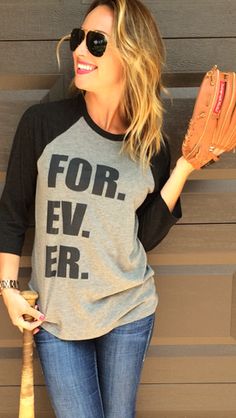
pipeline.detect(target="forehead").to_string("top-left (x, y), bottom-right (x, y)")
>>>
top-left (82, 5), bottom-right (114, 36)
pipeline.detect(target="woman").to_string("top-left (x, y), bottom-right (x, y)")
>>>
top-left (0, 0), bottom-right (223, 417)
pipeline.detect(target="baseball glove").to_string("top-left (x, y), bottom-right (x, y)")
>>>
top-left (182, 64), bottom-right (236, 169)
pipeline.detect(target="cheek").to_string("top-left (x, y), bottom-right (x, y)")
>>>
top-left (100, 56), bottom-right (124, 82)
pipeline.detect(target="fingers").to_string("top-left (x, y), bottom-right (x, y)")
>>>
top-left (33, 304), bottom-right (41, 335)
top-left (18, 322), bottom-right (41, 335)
top-left (18, 324), bottom-right (40, 334)
top-left (16, 316), bottom-right (45, 332)
top-left (16, 304), bottom-right (46, 333)
top-left (28, 305), bottom-right (46, 322)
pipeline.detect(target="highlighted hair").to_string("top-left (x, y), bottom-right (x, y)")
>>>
top-left (56, 0), bottom-right (169, 172)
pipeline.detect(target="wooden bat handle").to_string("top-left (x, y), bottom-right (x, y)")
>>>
top-left (19, 290), bottom-right (39, 418)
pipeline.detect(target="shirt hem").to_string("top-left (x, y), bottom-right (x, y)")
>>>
top-left (39, 302), bottom-right (158, 341)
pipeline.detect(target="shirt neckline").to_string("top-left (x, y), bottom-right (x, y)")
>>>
top-left (78, 93), bottom-right (126, 142)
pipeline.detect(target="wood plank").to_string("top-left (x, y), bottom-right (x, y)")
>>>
top-left (1, 179), bottom-right (236, 224)
top-left (1, 272), bottom-right (235, 345)
top-left (0, 357), bottom-right (45, 386)
top-left (137, 412), bottom-right (236, 418)
top-left (2, 383), bottom-right (236, 415)
top-left (150, 251), bottom-right (236, 265)
top-left (0, 39), bottom-right (235, 89)
top-left (0, 415), bottom-right (54, 418)
top-left (0, 94), bottom-right (63, 166)
top-left (180, 178), bottom-right (236, 223)
top-left (19, 256), bottom-right (32, 268)
top-left (142, 355), bottom-right (236, 384)
top-left (154, 274), bottom-right (233, 338)
top-left (183, 179), bottom-right (236, 193)
top-left (4, 412), bottom-right (235, 418)
top-left (153, 336), bottom-right (236, 346)
top-left (1, 154), bottom-right (235, 179)
top-left (0, 0), bottom-right (235, 38)
top-left (3, 412), bottom-right (236, 418)
top-left (3, 413), bottom-right (235, 418)
top-left (2, 349), bottom-right (236, 385)
top-left (29, 220), bottom-right (236, 255)
top-left (136, 383), bottom-right (236, 411)
top-left (1, 160), bottom-right (235, 181)
top-left (190, 166), bottom-right (236, 180)
top-left (1, 335), bottom-right (236, 350)
top-left (0, 74), bottom-right (64, 170)
top-left (0, 74), bottom-right (64, 92)
top-left (165, 38), bottom-right (236, 73)
top-left (18, 246), bottom-right (236, 267)
top-left (0, 387), bottom-right (54, 416)
top-left (5, 224), bottom-right (235, 265)
top-left (0, 62), bottom-right (235, 170)
top-left (148, 224), bottom-right (236, 262)
top-left (180, 193), bottom-right (236, 224)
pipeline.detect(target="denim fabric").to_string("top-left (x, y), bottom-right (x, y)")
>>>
top-left (33, 311), bottom-right (156, 418)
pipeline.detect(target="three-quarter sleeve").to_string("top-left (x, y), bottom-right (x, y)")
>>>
top-left (0, 107), bottom-right (38, 255)
top-left (136, 139), bottom-right (182, 252)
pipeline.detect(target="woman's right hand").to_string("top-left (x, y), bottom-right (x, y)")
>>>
top-left (1, 288), bottom-right (46, 334)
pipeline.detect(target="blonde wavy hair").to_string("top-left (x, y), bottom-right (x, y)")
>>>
top-left (56, 0), bottom-right (169, 172)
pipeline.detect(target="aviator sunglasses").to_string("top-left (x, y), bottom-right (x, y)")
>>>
top-left (70, 28), bottom-right (108, 57)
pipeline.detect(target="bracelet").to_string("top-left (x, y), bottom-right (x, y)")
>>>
top-left (0, 279), bottom-right (20, 296)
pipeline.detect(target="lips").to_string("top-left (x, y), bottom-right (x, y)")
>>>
top-left (77, 68), bottom-right (97, 75)
top-left (78, 60), bottom-right (97, 66)
top-left (76, 61), bottom-right (97, 75)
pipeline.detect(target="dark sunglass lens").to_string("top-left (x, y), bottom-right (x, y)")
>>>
top-left (87, 31), bottom-right (107, 57)
top-left (70, 28), bottom-right (84, 51)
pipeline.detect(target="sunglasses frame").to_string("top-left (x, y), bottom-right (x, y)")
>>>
top-left (70, 27), bottom-right (109, 57)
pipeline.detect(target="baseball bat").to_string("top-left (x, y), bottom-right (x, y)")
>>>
top-left (18, 289), bottom-right (39, 418)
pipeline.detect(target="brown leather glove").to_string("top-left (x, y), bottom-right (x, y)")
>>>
top-left (182, 64), bottom-right (236, 169)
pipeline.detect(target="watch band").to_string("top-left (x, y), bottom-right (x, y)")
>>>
top-left (0, 279), bottom-right (20, 295)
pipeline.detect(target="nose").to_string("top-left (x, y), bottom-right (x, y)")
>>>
top-left (73, 34), bottom-right (88, 56)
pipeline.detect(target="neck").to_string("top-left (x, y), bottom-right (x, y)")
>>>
top-left (84, 91), bottom-right (128, 134)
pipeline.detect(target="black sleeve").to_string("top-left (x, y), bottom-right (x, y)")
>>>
top-left (136, 139), bottom-right (182, 252)
top-left (0, 106), bottom-right (38, 256)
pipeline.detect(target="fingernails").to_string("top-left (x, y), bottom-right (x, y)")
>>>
top-left (39, 314), bottom-right (45, 321)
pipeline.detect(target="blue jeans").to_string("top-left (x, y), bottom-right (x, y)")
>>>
top-left (33, 311), bottom-right (155, 418)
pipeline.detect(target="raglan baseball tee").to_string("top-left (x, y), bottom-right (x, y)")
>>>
top-left (0, 92), bottom-right (181, 340)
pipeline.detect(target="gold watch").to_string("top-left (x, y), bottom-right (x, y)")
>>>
top-left (0, 279), bottom-right (20, 296)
